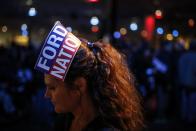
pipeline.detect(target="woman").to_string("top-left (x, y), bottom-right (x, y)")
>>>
top-left (44, 38), bottom-right (144, 131)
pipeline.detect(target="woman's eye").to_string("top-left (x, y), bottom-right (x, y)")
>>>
top-left (48, 86), bottom-right (55, 90)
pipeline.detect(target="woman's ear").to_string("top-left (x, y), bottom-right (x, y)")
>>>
top-left (73, 77), bottom-right (87, 94)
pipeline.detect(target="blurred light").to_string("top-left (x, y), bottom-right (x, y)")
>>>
top-left (141, 30), bottom-right (148, 38)
top-left (188, 18), bottom-right (194, 27)
top-left (152, 58), bottom-right (167, 73)
top-left (2, 26), bottom-right (7, 32)
top-left (113, 31), bottom-right (121, 39)
top-left (21, 24), bottom-right (27, 31)
top-left (155, 9), bottom-right (163, 19)
top-left (22, 30), bottom-right (29, 36)
top-left (14, 36), bottom-right (29, 46)
top-left (91, 25), bottom-right (99, 32)
top-left (156, 27), bottom-right (164, 35)
top-left (90, 16), bottom-right (99, 26)
top-left (172, 30), bottom-right (179, 37)
top-left (28, 7), bottom-right (37, 17)
top-left (185, 39), bottom-right (190, 50)
top-left (146, 68), bottom-right (154, 76)
top-left (66, 26), bottom-right (72, 32)
top-left (144, 16), bottom-right (155, 41)
top-left (120, 28), bottom-right (127, 35)
top-left (85, 0), bottom-right (99, 3)
top-left (130, 22), bottom-right (138, 31)
top-left (26, 0), bottom-right (33, 6)
top-left (166, 34), bottom-right (173, 41)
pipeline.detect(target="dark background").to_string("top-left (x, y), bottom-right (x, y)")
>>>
top-left (0, 0), bottom-right (196, 131)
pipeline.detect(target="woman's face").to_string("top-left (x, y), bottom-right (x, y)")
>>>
top-left (44, 74), bottom-right (80, 113)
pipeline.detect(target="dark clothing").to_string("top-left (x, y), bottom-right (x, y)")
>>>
top-left (63, 113), bottom-right (120, 131)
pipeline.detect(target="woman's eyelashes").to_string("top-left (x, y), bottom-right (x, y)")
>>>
top-left (47, 85), bottom-right (55, 90)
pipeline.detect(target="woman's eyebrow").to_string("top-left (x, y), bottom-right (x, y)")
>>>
top-left (45, 80), bottom-right (57, 87)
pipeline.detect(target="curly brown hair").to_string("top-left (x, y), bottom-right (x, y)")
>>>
top-left (65, 38), bottom-right (144, 131)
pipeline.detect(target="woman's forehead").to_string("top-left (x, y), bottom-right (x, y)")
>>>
top-left (44, 74), bottom-right (60, 86)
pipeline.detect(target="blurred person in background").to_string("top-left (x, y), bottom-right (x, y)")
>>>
top-left (178, 39), bottom-right (196, 122)
top-left (178, 40), bottom-right (196, 91)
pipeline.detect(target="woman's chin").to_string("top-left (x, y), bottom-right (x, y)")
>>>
top-left (54, 107), bottom-right (63, 113)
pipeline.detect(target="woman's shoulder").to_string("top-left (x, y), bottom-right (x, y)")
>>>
top-left (63, 113), bottom-right (121, 131)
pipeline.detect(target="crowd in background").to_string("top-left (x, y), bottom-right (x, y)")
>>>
top-left (0, 37), bottom-right (196, 130)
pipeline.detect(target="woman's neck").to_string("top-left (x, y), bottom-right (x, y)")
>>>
top-left (70, 95), bottom-right (97, 131)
